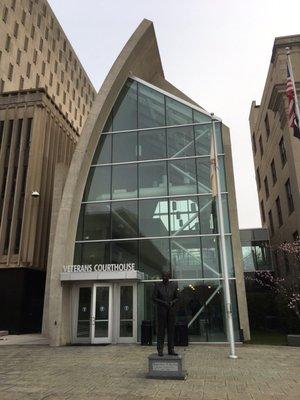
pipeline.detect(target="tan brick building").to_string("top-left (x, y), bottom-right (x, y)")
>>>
top-left (249, 35), bottom-right (300, 257)
top-left (0, 0), bottom-right (96, 333)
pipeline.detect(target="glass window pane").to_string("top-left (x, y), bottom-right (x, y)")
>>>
top-left (82, 242), bottom-right (110, 266)
top-left (120, 286), bottom-right (133, 319)
top-left (112, 131), bottom-right (137, 163)
top-left (139, 161), bottom-right (167, 198)
top-left (219, 156), bottom-right (227, 192)
top-left (201, 236), bottom-right (221, 278)
top-left (83, 203), bottom-right (111, 240)
top-left (225, 237), bottom-right (234, 277)
top-left (198, 196), bottom-right (218, 234)
top-left (167, 126), bottom-right (195, 158)
top-left (194, 124), bottom-right (211, 155)
top-left (92, 134), bottom-right (111, 165)
top-left (111, 240), bottom-right (138, 265)
top-left (171, 237), bottom-right (202, 279)
top-left (166, 97), bottom-right (193, 126)
top-left (169, 158), bottom-right (197, 195)
top-left (139, 238), bottom-right (170, 279)
top-left (77, 287), bottom-right (91, 338)
top-left (221, 195), bottom-right (230, 233)
top-left (111, 200), bottom-right (138, 239)
top-left (215, 122), bottom-right (224, 153)
top-left (169, 197), bottom-right (200, 236)
top-left (112, 164), bottom-right (137, 199)
top-left (193, 109), bottom-right (211, 124)
top-left (139, 198), bottom-right (169, 237)
top-left (138, 129), bottom-right (166, 160)
top-left (113, 79), bottom-right (137, 131)
top-left (120, 321), bottom-right (132, 337)
top-left (74, 243), bottom-right (82, 264)
top-left (138, 83), bottom-right (165, 128)
top-left (196, 158), bottom-right (211, 194)
top-left (84, 166), bottom-right (111, 201)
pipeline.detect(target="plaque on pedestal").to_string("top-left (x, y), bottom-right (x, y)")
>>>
top-left (147, 353), bottom-right (187, 380)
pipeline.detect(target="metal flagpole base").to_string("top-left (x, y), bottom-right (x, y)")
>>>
top-left (229, 355), bottom-right (238, 359)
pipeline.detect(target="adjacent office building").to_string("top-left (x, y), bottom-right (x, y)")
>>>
top-left (43, 19), bottom-right (250, 345)
top-left (0, 0), bottom-right (96, 333)
top-left (249, 35), bottom-right (300, 250)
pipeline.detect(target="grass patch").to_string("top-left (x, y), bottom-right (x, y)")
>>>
top-left (249, 330), bottom-right (287, 346)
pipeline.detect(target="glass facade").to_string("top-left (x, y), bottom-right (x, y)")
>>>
top-left (74, 78), bottom-right (239, 342)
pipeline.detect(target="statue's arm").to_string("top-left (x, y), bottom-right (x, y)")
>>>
top-left (171, 283), bottom-right (179, 306)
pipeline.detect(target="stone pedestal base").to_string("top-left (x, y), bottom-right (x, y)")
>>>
top-left (147, 353), bottom-right (187, 380)
top-left (287, 335), bottom-right (300, 346)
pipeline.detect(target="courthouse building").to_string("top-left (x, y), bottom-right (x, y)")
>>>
top-left (42, 19), bottom-right (250, 345)
top-left (0, 0), bottom-right (96, 333)
top-left (249, 35), bottom-right (300, 251)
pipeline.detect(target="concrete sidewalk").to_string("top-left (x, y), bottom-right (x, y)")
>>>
top-left (0, 334), bottom-right (49, 346)
top-left (0, 344), bottom-right (299, 400)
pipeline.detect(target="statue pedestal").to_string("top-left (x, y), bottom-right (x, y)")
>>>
top-left (147, 353), bottom-right (187, 380)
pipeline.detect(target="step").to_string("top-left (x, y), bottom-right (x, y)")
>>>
top-left (0, 331), bottom-right (8, 337)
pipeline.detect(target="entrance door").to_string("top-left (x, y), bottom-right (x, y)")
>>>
top-left (73, 282), bottom-right (137, 344)
top-left (116, 284), bottom-right (137, 343)
top-left (92, 284), bottom-right (113, 344)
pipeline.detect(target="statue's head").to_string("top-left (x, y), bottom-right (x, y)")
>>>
top-left (162, 271), bottom-right (171, 284)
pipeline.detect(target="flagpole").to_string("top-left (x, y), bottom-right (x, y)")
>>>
top-left (211, 114), bottom-right (237, 359)
top-left (286, 47), bottom-right (300, 124)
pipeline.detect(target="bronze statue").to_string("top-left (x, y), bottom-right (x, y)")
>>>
top-left (152, 272), bottom-right (179, 356)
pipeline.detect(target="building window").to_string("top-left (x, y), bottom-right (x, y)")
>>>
top-left (260, 200), bottom-right (266, 223)
top-left (21, 10), bottom-right (26, 25)
top-left (275, 196), bottom-right (283, 227)
top-left (0, 79), bottom-right (4, 93)
top-left (61, 71), bottom-right (64, 83)
top-left (37, 13), bottom-right (41, 28)
top-left (26, 62), bottom-right (31, 78)
top-left (268, 210), bottom-right (274, 236)
top-left (63, 39), bottom-right (67, 51)
top-left (56, 82), bottom-right (60, 96)
top-left (13, 22), bottom-right (19, 38)
top-left (24, 36), bottom-right (29, 51)
top-left (16, 49), bottom-right (21, 65)
top-left (8, 63), bottom-right (13, 81)
top-left (63, 91), bottom-right (66, 104)
top-left (293, 231), bottom-right (299, 241)
top-left (39, 38), bottom-right (43, 51)
top-left (33, 49), bottom-right (37, 64)
top-left (42, 3), bottom-right (46, 17)
top-left (36, 74), bottom-right (40, 88)
top-left (30, 25), bottom-right (35, 39)
top-left (2, 6), bottom-right (8, 22)
top-left (259, 136), bottom-right (263, 157)
top-left (279, 137), bottom-right (287, 166)
top-left (52, 39), bottom-right (56, 52)
top-left (5, 34), bottom-right (11, 51)
top-left (45, 27), bottom-right (49, 40)
top-left (41, 61), bottom-right (45, 76)
top-left (11, 0), bottom-right (16, 10)
top-left (252, 132), bottom-right (257, 154)
top-left (285, 178), bottom-right (294, 214)
top-left (256, 167), bottom-right (261, 189)
top-left (54, 60), bottom-right (58, 73)
top-left (19, 76), bottom-right (24, 90)
top-left (271, 159), bottom-right (277, 185)
top-left (47, 49), bottom-right (51, 63)
top-left (59, 50), bottom-right (62, 62)
top-left (49, 72), bottom-right (53, 86)
top-left (264, 176), bottom-right (269, 199)
top-left (265, 113), bottom-right (270, 138)
top-left (28, 0), bottom-right (33, 14)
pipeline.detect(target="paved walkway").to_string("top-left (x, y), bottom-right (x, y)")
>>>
top-left (0, 334), bottom-right (49, 346)
top-left (0, 344), bottom-right (299, 400)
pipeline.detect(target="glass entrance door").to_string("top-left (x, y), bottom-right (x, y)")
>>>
top-left (116, 284), bottom-right (137, 343)
top-left (92, 284), bottom-right (112, 344)
top-left (73, 283), bottom-right (137, 344)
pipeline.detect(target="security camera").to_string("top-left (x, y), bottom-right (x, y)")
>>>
top-left (31, 191), bottom-right (40, 198)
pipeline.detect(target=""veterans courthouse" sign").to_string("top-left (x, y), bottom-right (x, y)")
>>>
top-left (63, 263), bottom-right (136, 273)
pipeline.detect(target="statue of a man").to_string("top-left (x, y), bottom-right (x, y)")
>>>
top-left (152, 272), bottom-right (179, 356)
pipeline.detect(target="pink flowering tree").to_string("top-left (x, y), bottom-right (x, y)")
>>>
top-left (247, 240), bottom-right (300, 324)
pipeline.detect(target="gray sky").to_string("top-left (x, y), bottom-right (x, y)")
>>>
top-left (48, 0), bottom-right (300, 229)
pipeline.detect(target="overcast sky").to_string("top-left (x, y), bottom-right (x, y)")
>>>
top-left (48, 0), bottom-right (300, 229)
